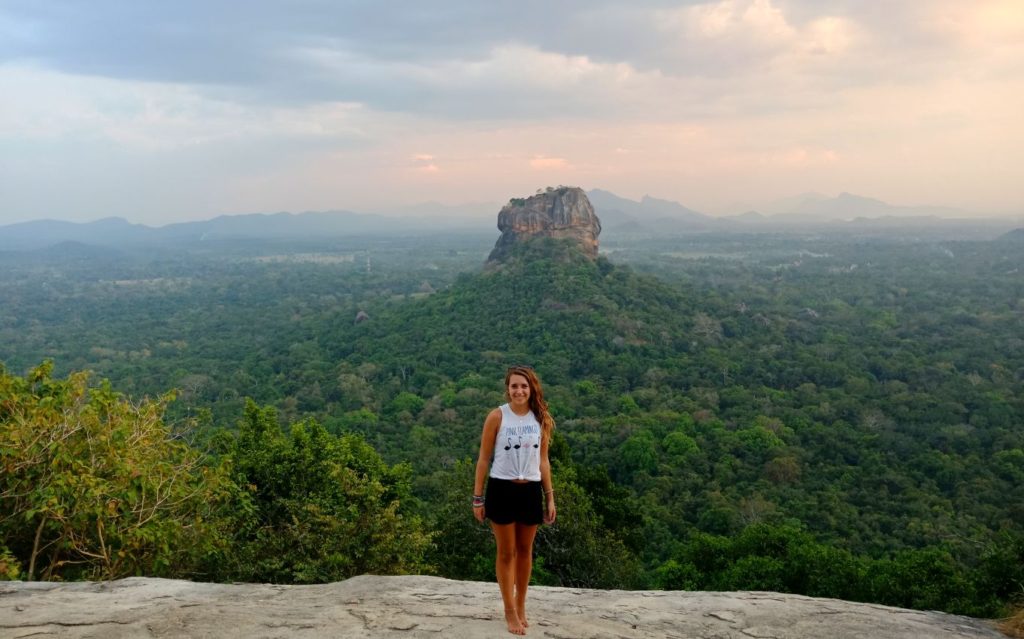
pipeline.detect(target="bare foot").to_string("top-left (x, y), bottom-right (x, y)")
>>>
top-left (517, 607), bottom-right (529, 628)
top-left (504, 609), bottom-right (526, 635)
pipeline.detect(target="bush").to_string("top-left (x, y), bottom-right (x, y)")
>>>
top-left (211, 400), bottom-right (432, 583)
top-left (0, 362), bottom-right (229, 580)
top-left (533, 471), bottom-right (646, 589)
top-left (0, 546), bottom-right (21, 580)
top-left (869, 548), bottom-right (976, 615)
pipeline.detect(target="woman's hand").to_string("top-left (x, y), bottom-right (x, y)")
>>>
top-left (544, 495), bottom-right (556, 525)
top-left (474, 504), bottom-right (486, 523)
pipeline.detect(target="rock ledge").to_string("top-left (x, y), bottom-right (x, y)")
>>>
top-left (0, 575), bottom-right (1005, 639)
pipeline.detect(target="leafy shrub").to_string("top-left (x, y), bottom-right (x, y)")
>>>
top-left (0, 546), bottom-right (21, 580)
top-left (0, 361), bottom-right (229, 580)
top-left (211, 400), bottom-right (432, 583)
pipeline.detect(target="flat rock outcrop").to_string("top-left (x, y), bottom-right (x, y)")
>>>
top-left (487, 187), bottom-right (601, 263)
top-left (0, 575), bottom-right (1004, 639)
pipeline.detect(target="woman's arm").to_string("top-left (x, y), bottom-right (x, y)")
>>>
top-left (540, 430), bottom-right (556, 524)
top-left (473, 408), bottom-right (501, 523)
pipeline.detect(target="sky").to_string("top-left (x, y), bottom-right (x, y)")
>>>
top-left (1, 0), bottom-right (1022, 225)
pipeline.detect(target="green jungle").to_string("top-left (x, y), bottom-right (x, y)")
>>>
top-left (2, 228), bottom-right (1023, 618)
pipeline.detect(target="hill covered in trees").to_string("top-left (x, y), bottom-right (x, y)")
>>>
top-left (1, 228), bottom-right (1023, 618)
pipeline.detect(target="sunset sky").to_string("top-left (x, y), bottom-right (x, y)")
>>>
top-left (1, 0), bottom-right (1022, 225)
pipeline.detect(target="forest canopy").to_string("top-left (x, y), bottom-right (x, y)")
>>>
top-left (1, 230), bottom-right (1022, 617)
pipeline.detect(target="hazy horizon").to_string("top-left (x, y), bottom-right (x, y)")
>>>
top-left (2, 1), bottom-right (1022, 226)
top-left (3, 187), bottom-right (1023, 229)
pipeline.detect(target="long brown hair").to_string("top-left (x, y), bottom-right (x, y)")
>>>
top-left (505, 366), bottom-right (555, 442)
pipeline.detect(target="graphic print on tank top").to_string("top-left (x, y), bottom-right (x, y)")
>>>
top-left (491, 403), bottom-right (542, 481)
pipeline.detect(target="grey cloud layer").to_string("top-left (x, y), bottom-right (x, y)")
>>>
top-left (0, 1), bottom-right (959, 119)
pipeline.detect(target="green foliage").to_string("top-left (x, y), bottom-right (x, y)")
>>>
top-left (722, 555), bottom-right (787, 591)
top-left (660, 522), bottom-right (1012, 616)
top-left (0, 362), bottom-right (229, 580)
top-left (419, 460), bottom-right (496, 582)
top-left (869, 548), bottom-right (977, 614)
top-left (212, 400), bottom-right (432, 583)
top-left (2, 231), bottom-right (1023, 614)
top-left (387, 391), bottom-right (425, 416)
top-left (734, 425), bottom-right (784, 457)
top-left (533, 468), bottom-right (646, 589)
top-left (654, 559), bottom-right (700, 590)
top-left (421, 460), bottom-right (645, 589)
top-left (663, 431), bottom-right (699, 458)
top-left (619, 430), bottom-right (658, 476)
top-left (618, 394), bottom-right (640, 413)
top-left (975, 531), bottom-right (1024, 612)
top-left (0, 545), bottom-right (21, 580)
top-left (574, 380), bottom-right (598, 397)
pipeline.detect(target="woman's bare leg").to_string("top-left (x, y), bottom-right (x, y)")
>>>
top-left (514, 523), bottom-right (539, 628)
top-left (492, 522), bottom-right (525, 635)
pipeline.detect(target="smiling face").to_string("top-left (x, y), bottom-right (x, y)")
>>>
top-left (506, 373), bottom-right (531, 410)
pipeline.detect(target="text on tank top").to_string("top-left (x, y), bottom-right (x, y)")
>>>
top-left (489, 403), bottom-right (542, 481)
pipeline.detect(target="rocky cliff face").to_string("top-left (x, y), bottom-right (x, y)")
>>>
top-left (487, 186), bottom-right (602, 263)
top-left (0, 575), bottom-right (1005, 639)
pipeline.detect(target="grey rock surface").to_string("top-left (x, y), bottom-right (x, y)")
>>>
top-left (487, 187), bottom-right (602, 263)
top-left (0, 575), bottom-right (1004, 639)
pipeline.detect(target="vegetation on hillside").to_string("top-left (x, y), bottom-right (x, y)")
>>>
top-left (0, 363), bottom-right (430, 583)
top-left (1, 231), bottom-right (1022, 617)
top-left (0, 361), bottom-right (226, 580)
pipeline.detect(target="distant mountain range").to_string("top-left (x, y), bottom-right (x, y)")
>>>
top-left (997, 228), bottom-right (1024, 242)
top-left (750, 192), bottom-right (967, 221)
top-left (367, 201), bottom-right (501, 220)
top-left (0, 210), bottom-right (491, 251)
top-left (586, 189), bottom-right (715, 232)
top-left (1, 191), bottom-right (1019, 251)
top-left (585, 190), bottom-right (1019, 236)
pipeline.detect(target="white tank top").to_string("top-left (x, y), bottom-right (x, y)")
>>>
top-left (489, 403), bottom-right (542, 481)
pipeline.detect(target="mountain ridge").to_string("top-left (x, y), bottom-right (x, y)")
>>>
top-left (997, 227), bottom-right (1024, 242)
top-left (2, 191), bottom-right (1019, 251)
top-left (0, 210), bottom-right (481, 251)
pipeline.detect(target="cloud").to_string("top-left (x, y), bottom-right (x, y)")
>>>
top-left (0, 1), bottom-right (867, 121)
top-left (924, 0), bottom-right (1024, 45)
top-left (802, 17), bottom-right (855, 55)
top-left (1, 1), bottom-right (1022, 221)
top-left (758, 147), bottom-right (841, 168)
top-left (0, 1), bottom-right (976, 125)
top-left (283, 42), bottom-right (669, 119)
top-left (411, 153), bottom-right (440, 173)
top-left (529, 156), bottom-right (570, 170)
top-left (0, 64), bottom-right (369, 151)
top-left (654, 0), bottom-right (862, 75)
top-left (689, 0), bottom-right (795, 42)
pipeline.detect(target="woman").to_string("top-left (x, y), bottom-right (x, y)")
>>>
top-left (473, 365), bottom-right (556, 636)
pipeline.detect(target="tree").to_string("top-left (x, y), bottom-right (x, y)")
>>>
top-left (419, 460), bottom-right (496, 582)
top-left (0, 361), bottom-right (229, 580)
top-left (212, 400), bottom-right (432, 583)
top-left (533, 468), bottom-right (646, 589)
top-left (870, 547), bottom-right (976, 614)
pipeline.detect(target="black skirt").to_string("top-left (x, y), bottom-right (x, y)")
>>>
top-left (485, 477), bottom-right (544, 525)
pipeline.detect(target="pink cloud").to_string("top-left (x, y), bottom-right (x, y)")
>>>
top-left (529, 155), bottom-right (569, 169)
